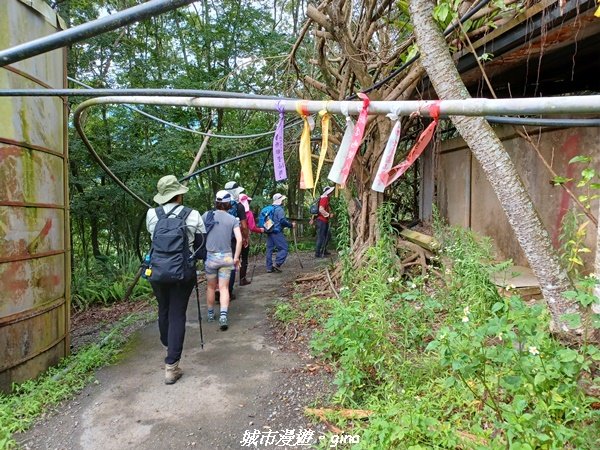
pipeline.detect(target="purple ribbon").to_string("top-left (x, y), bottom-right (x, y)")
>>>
top-left (272, 103), bottom-right (287, 181)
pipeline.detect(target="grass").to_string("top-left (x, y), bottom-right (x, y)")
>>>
top-left (272, 205), bottom-right (600, 449)
top-left (0, 310), bottom-right (155, 449)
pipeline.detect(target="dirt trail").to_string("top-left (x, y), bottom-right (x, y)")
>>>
top-left (18, 253), bottom-right (332, 450)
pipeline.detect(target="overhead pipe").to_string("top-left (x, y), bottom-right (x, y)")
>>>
top-left (0, 0), bottom-right (196, 67)
top-left (73, 95), bottom-right (600, 119)
top-left (3, 88), bottom-right (599, 127)
top-left (485, 116), bottom-right (600, 128)
top-left (0, 88), bottom-right (292, 100)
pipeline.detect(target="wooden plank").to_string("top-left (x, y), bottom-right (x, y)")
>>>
top-left (399, 229), bottom-right (440, 252)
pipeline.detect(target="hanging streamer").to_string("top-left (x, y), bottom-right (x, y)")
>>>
top-left (313, 107), bottom-right (331, 196)
top-left (380, 102), bottom-right (441, 188)
top-left (371, 112), bottom-right (402, 193)
top-left (327, 103), bottom-right (355, 186)
top-left (272, 102), bottom-right (287, 181)
top-left (296, 101), bottom-right (314, 189)
top-left (338, 92), bottom-right (370, 187)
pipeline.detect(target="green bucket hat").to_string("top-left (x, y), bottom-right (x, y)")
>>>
top-left (153, 175), bottom-right (189, 205)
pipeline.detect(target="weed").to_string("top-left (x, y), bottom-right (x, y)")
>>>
top-left (71, 252), bottom-right (153, 311)
top-left (306, 206), bottom-right (600, 449)
top-left (0, 311), bottom-right (155, 448)
top-left (273, 302), bottom-right (299, 323)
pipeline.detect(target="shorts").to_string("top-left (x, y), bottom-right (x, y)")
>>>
top-left (205, 251), bottom-right (234, 280)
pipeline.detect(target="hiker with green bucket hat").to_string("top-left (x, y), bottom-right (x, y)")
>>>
top-left (146, 175), bottom-right (205, 384)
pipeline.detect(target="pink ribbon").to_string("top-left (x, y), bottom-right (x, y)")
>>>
top-left (337, 93), bottom-right (370, 186)
top-left (272, 103), bottom-right (287, 181)
top-left (380, 102), bottom-right (440, 187)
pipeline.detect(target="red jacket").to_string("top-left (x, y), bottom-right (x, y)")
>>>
top-left (317, 196), bottom-right (331, 223)
top-left (246, 209), bottom-right (263, 233)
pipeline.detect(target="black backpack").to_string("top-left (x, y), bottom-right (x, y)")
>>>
top-left (148, 205), bottom-right (195, 283)
top-left (190, 209), bottom-right (218, 262)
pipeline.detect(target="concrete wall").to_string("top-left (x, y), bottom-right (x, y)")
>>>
top-left (434, 125), bottom-right (600, 267)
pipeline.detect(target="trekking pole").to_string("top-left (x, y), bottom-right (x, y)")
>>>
top-left (292, 226), bottom-right (304, 269)
top-left (249, 233), bottom-right (263, 283)
top-left (194, 276), bottom-right (204, 349)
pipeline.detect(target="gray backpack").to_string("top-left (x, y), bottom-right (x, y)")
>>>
top-left (149, 205), bottom-right (195, 283)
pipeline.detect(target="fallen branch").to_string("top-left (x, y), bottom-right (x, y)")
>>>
top-left (325, 267), bottom-right (340, 299)
top-left (295, 274), bottom-right (325, 283)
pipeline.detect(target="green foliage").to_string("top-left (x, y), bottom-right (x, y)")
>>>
top-left (273, 302), bottom-right (299, 323)
top-left (556, 154), bottom-right (600, 279)
top-left (560, 275), bottom-right (600, 332)
top-left (0, 312), bottom-right (155, 448)
top-left (559, 210), bottom-right (591, 278)
top-left (306, 208), bottom-right (599, 449)
top-left (71, 252), bottom-right (153, 311)
top-left (331, 196), bottom-right (352, 285)
top-left (429, 293), bottom-right (599, 448)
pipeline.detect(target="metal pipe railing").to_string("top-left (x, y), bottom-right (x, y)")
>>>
top-left (0, 88), bottom-right (291, 100)
top-left (73, 95), bottom-right (600, 118)
top-left (0, 0), bottom-right (196, 67)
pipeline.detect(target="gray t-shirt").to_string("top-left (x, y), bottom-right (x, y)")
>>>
top-left (202, 209), bottom-right (240, 253)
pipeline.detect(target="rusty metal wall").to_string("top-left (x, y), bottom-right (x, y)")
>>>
top-left (436, 125), bottom-right (600, 268)
top-left (0, 0), bottom-right (69, 392)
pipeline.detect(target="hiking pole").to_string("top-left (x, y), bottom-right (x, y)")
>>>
top-left (249, 233), bottom-right (263, 283)
top-left (292, 226), bottom-right (304, 269)
top-left (194, 277), bottom-right (204, 349)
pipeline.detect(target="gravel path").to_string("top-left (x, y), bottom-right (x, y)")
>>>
top-left (17, 252), bottom-right (335, 450)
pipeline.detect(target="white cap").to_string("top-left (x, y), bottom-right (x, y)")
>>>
top-left (215, 190), bottom-right (232, 203)
top-left (272, 193), bottom-right (287, 206)
top-left (321, 186), bottom-right (335, 197)
top-left (224, 181), bottom-right (244, 200)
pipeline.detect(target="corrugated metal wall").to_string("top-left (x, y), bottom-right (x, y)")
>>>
top-left (0, 0), bottom-right (69, 392)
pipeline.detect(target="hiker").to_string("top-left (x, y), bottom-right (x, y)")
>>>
top-left (314, 186), bottom-right (335, 258)
top-left (146, 175), bottom-right (205, 385)
top-left (265, 193), bottom-right (295, 273)
top-left (224, 181), bottom-right (249, 298)
top-left (238, 193), bottom-right (264, 285)
top-left (202, 190), bottom-right (242, 331)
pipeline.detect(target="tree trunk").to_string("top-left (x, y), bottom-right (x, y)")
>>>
top-left (408, 0), bottom-right (583, 336)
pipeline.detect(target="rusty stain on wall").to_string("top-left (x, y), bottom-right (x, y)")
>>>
top-left (0, 0), bottom-right (68, 392)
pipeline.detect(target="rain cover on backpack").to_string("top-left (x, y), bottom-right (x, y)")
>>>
top-left (149, 206), bottom-right (195, 283)
top-left (257, 205), bottom-right (276, 233)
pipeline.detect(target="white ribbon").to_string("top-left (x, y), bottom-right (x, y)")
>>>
top-left (371, 111), bottom-right (402, 192)
top-left (327, 114), bottom-right (355, 186)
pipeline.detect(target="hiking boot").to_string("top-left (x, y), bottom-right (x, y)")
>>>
top-left (219, 316), bottom-right (229, 331)
top-left (273, 265), bottom-right (282, 273)
top-left (240, 278), bottom-right (251, 286)
top-left (165, 361), bottom-right (183, 385)
top-left (266, 268), bottom-right (273, 273)
top-left (207, 313), bottom-right (215, 323)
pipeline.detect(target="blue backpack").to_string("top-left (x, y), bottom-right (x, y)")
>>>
top-left (258, 205), bottom-right (277, 233)
top-left (227, 200), bottom-right (239, 218)
top-left (309, 198), bottom-right (319, 215)
top-left (148, 206), bottom-right (195, 283)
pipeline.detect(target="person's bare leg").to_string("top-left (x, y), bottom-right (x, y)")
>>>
top-left (218, 275), bottom-right (230, 329)
top-left (206, 278), bottom-right (217, 320)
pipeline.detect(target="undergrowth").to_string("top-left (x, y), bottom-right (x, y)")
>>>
top-left (0, 311), bottom-right (155, 449)
top-left (71, 252), bottom-right (153, 311)
top-left (275, 204), bottom-right (600, 449)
